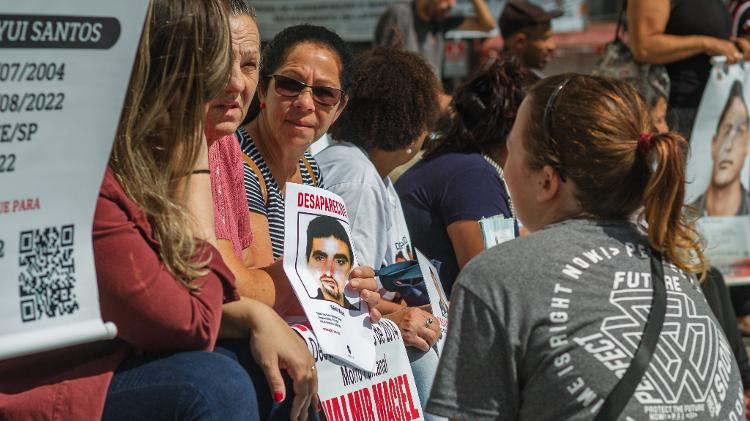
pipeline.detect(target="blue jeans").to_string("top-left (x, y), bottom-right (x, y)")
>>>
top-left (102, 350), bottom-right (258, 421)
top-left (407, 347), bottom-right (447, 421)
top-left (216, 339), bottom-right (320, 421)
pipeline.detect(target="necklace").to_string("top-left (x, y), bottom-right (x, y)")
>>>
top-left (482, 154), bottom-right (515, 218)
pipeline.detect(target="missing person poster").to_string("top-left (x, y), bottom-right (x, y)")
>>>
top-left (292, 320), bottom-right (424, 421)
top-left (685, 61), bottom-right (750, 285)
top-left (284, 182), bottom-right (376, 372)
top-left (415, 250), bottom-right (449, 355)
top-left (0, 0), bottom-right (148, 360)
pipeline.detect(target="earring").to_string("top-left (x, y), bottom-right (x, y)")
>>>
top-left (260, 102), bottom-right (266, 110)
top-left (406, 148), bottom-right (413, 155)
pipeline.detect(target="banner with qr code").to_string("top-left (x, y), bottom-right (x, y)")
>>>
top-left (0, 0), bottom-right (148, 360)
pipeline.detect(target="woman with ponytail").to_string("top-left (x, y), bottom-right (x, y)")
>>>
top-left (427, 74), bottom-right (745, 421)
top-left (395, 58), bottom-right (527, 295)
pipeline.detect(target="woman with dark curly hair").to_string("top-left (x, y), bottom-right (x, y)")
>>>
top-left (317, 47), bottom-right (444, 418)
top-left (395, 59), bottom-right (528, 295)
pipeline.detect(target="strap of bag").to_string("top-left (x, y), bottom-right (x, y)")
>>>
top-left (614, 0), bottom-right (628, 40)
top-left (302, 155), bottom-right (318, 187)
top-left (593, 249), bottom-right (666, 421)
top-left (241, 152), bottom-right (269, 208)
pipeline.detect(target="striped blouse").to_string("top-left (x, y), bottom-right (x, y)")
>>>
top-left (237, 126), bottom-right (324, 259)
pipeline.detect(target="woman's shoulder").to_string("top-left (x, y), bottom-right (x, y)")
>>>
top-left (409, 152), bottom-right (493, 178)
top-left (460, 219), bottom-right (643, 291)
top-left (315, 143), bottom-right (379, 186)
top-left (95, 167), bottom-right (153, 237)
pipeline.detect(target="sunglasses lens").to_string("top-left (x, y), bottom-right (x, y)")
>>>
top-left (272, 75), bottom-right (342, 105)
top-left (274, 75), bottom-right (304, 97)
top-left (313, 87), bottom-right (340, 106)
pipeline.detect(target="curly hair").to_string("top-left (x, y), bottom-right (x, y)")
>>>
top-left (423, 58), bottom-right (528, 159)
top-left (329, 46), bottom-right (440, 151)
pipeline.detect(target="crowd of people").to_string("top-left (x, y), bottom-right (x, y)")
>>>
top-left (4, 0), bottom-right (750, 419)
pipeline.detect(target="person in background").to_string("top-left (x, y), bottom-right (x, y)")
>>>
top-left (317, 46), bottom-right (443, 415)
top-left (0, 1), bottom-right (258, 418)
top-left (396, 59), bottom-right (527, 295)
top-left (498, 0), bottom-right (562, 84)
top-left (374, 0), bottom-right (495, 92)
top-left (628, 0), bottom-right (750, 138)
top-left (630, 74), bottom-right (670, 135)
top-left (428, 73), bottom-right (744, 420)
top-left (729, 0), bottom-right (750, 38)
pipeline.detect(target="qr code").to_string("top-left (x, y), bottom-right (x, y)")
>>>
top-left (18, 224), bottom-right (79, 323)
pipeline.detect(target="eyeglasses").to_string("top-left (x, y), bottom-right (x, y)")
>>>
top-left (268, 74), bottom-right (344, 106)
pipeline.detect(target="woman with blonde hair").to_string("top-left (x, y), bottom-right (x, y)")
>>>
top-left (1, 0), bottom-right (382, 419)
top-left (1, 0), bottom-right (258, 419)
top-left (427, 74), bottom-right (744, 420)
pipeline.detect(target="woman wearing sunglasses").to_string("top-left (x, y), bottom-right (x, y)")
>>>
top-left (237, 24), bottom-right (349, 275)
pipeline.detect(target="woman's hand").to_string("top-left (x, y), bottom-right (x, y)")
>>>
top-left (348, 266), bottom-right (382, 323)
top-left (221, 298), bottom-right (318, 421)
top-left (384, 307), bottom-right (441, 352)
top-left (704, 37), bottom-right (743, 64)
top-left (733, 37), bottom-right (750, 61)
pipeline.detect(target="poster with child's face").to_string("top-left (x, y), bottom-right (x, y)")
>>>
top-left (284, 183), bottom-right (376, 372)
top-left (685, 63), bottom-right (750, 285)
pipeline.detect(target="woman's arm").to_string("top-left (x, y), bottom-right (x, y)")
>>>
top-left (456, 0), bottom-right (495, 32)
top-left (215, 239), bottom-right (277, 307)
top-left (220, 297), bottom-right (318, 419)
top-left (247, 211), bottom-right (275, 268)
top-left (95, 178), bottom-right (231, 351)
top-left (446, 220), bottom-right (486, 270)
top-left (628, 0), bottom-right (741, 64)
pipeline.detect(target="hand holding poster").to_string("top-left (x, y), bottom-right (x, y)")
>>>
top-left (293, 320), bottom-right (424, 421)
top-left (415, 250), bottom-right (449, 354)
top-left (685, 60), bottom-right (750, 284)
top-left (284, 182), bottom-right (376, 371)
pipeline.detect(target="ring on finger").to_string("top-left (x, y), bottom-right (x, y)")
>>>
top-left (424, 317), bottom-right (433, 328)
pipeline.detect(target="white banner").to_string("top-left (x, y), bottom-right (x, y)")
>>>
top-left (686, 61), bottom-right (750, 285)
top-left (284, 183), bottom-right (376, 371)
top-left (0, 0), bottom-right (148, 360)
top-left (252, 0), bottom-right (586, 42)
top-left (292, 320), bottom-right (424, 421)
top-left (415, 250), bottom-right (449, 355)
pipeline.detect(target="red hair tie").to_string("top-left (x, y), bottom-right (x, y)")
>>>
top-left (638, 132), bottom-right (653, 156)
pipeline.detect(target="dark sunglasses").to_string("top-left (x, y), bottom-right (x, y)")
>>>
top-left (268, 74), bottom-right (344, 106)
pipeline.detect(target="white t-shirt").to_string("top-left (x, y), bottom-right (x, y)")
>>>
top-left (316, 142), bottom-right (414, 269)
